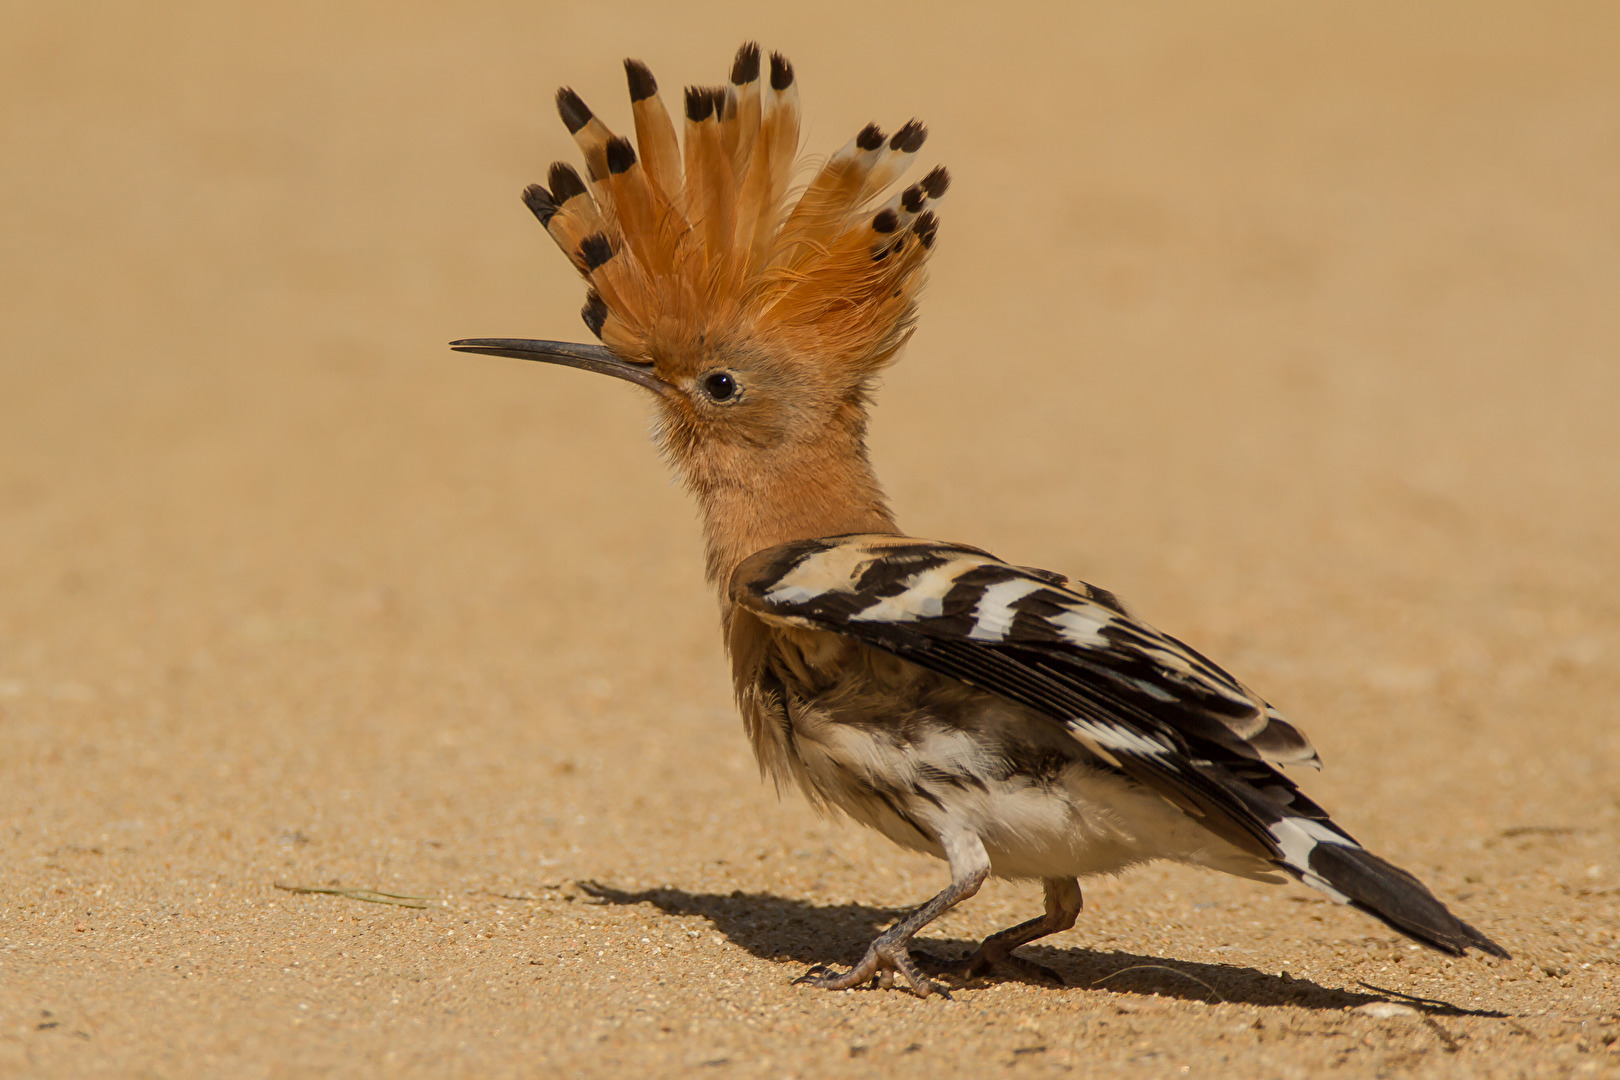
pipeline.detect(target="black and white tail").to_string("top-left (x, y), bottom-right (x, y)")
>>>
top-left (1269, 814), bottom-right (1508, 957)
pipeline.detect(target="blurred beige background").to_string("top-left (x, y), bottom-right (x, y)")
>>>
top-left (2, 2), bottom-right (1618, 1076)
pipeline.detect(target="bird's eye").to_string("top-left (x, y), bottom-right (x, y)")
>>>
top-left (700, 371), bottom-right (739, 402)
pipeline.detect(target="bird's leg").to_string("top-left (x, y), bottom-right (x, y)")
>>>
top-left (945, 876), bottom-right (1082, 985)
top-left (795, 830), bottom-right (989, 998)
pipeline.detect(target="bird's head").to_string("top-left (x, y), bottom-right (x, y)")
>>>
top-left (453, 43), bottom-right (947, 489)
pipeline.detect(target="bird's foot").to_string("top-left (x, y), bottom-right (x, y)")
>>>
top-left (793, 928), bottom-right (947, 998)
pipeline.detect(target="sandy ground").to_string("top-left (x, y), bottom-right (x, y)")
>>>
top-left (3, 2), bottom-right (1619, 1076)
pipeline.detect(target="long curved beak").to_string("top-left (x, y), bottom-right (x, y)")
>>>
top-left (449, 338), bottom-right (671, 396)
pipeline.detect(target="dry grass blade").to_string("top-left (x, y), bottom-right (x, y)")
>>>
top-left (273, 883), bottom-right (444, 909)
top-left (469, 884), bottom-right (569, 901)
top-left (1090, 964), bottom-right (1225, 1003)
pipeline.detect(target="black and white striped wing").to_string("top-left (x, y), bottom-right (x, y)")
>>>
top-left (731, 533), bottom-right (1507, 958)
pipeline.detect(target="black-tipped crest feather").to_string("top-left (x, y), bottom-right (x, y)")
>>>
top-left (856, 123), bottom-right (886, 152)
top-left (579, 233), bottom-right (613, 270)
top-left (890, 119), bottom-right (926, 153)
top-left (605, 136), bottom-right (637, 175)
top-left (684, 86), bottom-right (714, 122)
top-left (555, 87), bottom-right (592, 134)
top-left (521, 184), bottom-right (558, 226)
top-left (547, 162), bottom-right (588, 203)
top-left (768, 52), bottom-right (793, 91)
top-left (581, 292), bottom-right (609, 337)
top-left (624, 59), bottom-right (658, 102)
top-left (912, 210), bottom-right (938, 248)
top-left (731, 41), bottom-right (761, 85)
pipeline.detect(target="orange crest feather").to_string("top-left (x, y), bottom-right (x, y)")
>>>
top-left (523, 43), bottom-right (948, 381)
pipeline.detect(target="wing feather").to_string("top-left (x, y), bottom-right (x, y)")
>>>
top-left (734, 534), bottom-right (1327, 857)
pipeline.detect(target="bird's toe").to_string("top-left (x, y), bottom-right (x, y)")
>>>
top-left (794, 938), bottom-right (946, 998)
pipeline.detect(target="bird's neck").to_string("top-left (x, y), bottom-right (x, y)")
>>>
top-left (685, 428), bottom-right (898, 595)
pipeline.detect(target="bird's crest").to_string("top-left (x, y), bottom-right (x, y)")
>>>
top-left (523, 43), bottom-right (948, 382)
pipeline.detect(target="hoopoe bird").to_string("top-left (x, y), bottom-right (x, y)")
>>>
top-left (453, 43), bottom-right (1508, 996)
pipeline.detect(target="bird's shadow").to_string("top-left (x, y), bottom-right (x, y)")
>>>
top-left (577, 881), bottom-right (1504, 1017)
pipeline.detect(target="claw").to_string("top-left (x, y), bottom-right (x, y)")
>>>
top-left (794, 940), bottom-right (944, 997)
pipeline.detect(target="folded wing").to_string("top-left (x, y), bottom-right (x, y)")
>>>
top-left (731, 533), bottom-right (1507, 958)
